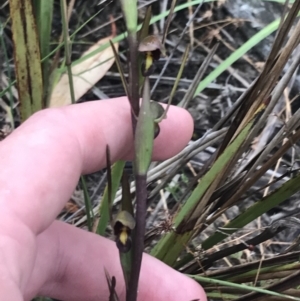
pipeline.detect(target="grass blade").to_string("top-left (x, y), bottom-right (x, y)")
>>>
top-left (9, 0), bottom-right (43, 121)
top-left (150, 104), bottom-right (268, 265)
top-left (202, 171), bottom-right (300, 250)
top-left (179, 43), bottom-right (218, 108)
top-left (32, 0), bottom-right (53, 104)
top-left (194, 18), bottom-right (280, 96)
top-left (189, 274), bottom-right (300, 300)
top-left (96, 161), bottom-right (126, 236)
top-left (80, 175), bottom-right (93, 231)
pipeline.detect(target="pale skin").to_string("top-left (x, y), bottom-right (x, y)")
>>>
top-left (0, 97), bottom-right (207, 301)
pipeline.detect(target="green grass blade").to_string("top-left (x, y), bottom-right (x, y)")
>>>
top-left (80, 175), bottom-right (93, 231)
top-left (189, 274), bottom-right (300, 300)
top-left (119, 251), bottom-right (132, 291)
top-left (202, 171), bottom-right (300, 250)
top-left (179, 43), bottom-right (218, 108)
top-left (32, 0), bottom-right (53, 103)
top-left (120, 0), bottom-right (137, 34)
top-left (150, 111), bottom-right (260, 265)
top-left (227, 262), bottom-right (300, 282)
top-left (96, 161), bottom-right (126, 236)
top-left (60, 0), bottom-right (76, 104)
top-left (41, 8), bottom-right (103, 64)
top-left (120, 0), bottom-right (139, 117)
top-left (194, 18), bottom-right (280, 96)
top-left (159, 45), bottom-right (190, 120)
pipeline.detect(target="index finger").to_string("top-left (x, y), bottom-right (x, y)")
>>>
top-left (0, 97), bottom-right (193, 234)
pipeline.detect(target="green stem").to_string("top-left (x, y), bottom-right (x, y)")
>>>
top-left (60, 0), bottom-right (93, 231)
top-left (127, 33), bottom-right (140, 121)
top-left (81, 175), bottom-right (93, 231)
top-left (60, 0), bottom-right (75, 103)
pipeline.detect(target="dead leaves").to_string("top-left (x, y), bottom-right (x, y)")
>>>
top-left (49, 21), bottom-right (118, 107)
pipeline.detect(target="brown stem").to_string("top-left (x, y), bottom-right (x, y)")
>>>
top-left (126, 174), bottom-right (147, 301)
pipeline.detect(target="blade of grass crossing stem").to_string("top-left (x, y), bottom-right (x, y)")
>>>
top-left (96, 161), bottom-right (126, 235)
top-left (32, 0), bottom-right (53, 105)
top-left (150, 104), bottom-right (268, 266)
top-left (127, 77), bottom-right (154, 301)
top-left (189, 274), bottom-right (300, 301)
top-left (202, 171), bottom-right (300, 250)
top-left (9, 0), bottom-right (43, 121)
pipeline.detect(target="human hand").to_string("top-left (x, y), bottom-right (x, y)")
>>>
top-left (0, 97), bottom-right (207, 301)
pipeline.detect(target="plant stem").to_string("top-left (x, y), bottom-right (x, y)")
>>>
top-left (60, 0), bottom-right (75, 104)
top-left (127, 33), bottom-right (140, 127)
top-left (60, 0), bottom-right (93, 230)
top-left (127, 174), bottom-right (147, 301)
top-left (81, 175), bottom-right (93, 231)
